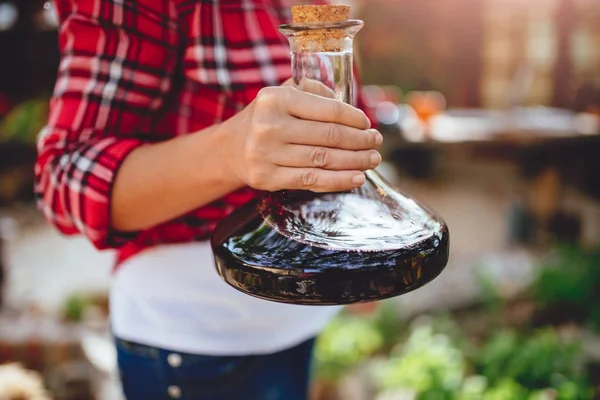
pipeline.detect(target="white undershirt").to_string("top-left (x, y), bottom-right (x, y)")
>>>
top-left (109, 241), bottom-right (341, 355)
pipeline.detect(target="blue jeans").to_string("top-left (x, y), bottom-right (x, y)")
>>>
top-left (115, 337), bottom-right (316, 400)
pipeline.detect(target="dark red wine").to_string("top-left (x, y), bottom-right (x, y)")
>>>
top-left (212, 12), bottom-right (449, 305)
top-left (211, 173), bottom-right (449, 305)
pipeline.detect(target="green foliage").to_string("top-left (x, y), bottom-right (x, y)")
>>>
top-left (368, 321), bottom-right (593, 399)
top-left (475, 265), bottom-right (503, 314)
top-left (533, 244), bottom-right (600, 329)
top-left (314, 245), bottom-right (600, 397)
top-left (459, 377), bottom-right (590, 400)
top-left (314, 300), bottom-right (404, 382)
top-left (478, 379), bottom-right (530, 400)
top-left (0, 99), bottom-right (48, 144)
top-left (370, 300), bottom-right (406, 351)
top-left (476, 328), bottom-right (584, 390)
top-left (372, 323), bottom-right (466, 396)
top-left (63, 293), bottom-right (90, 322)
top-left (314, 313), bottom-right (385, 382)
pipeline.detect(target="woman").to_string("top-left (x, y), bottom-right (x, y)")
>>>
top-left (35, 0), bottom-right (381, 398)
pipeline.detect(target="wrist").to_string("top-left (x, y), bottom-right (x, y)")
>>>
top-left (190, 122), bottom-right (246, 191)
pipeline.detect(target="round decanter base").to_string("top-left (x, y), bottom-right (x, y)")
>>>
top-left (212, 228), bottom-right (449, 305)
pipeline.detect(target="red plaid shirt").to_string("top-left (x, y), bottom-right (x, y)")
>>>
top-left (35, 0), bottom-right (368, 267)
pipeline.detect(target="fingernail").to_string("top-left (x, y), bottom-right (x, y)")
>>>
top-left (370, 151), bottom-right (382, 167)
top-left (375, 132), bottom-right (383, 146)
top-left (352, 173), bottom-right (365, 185)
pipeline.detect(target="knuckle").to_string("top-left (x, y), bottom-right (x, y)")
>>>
top-left (256, 87), bottom-right (275, 103)
top-left (255, 87), bottom-right (283, 111)
top-left (251, 123), bottom-right (268, 140)
top-left (326, 123), bottom-right (342, 146)
top-left (299, 169), bottom-right (318, 188)
top-left (250, 117), bottom-right (276, 140)
top-left (243, 147), bottom-right (269, 186)
top-left (330, 99), bottom-right (342, 119)
top-left (279, 86), bottom-right (295, 104)
top-left (310, 147), bottom-right (328, 167)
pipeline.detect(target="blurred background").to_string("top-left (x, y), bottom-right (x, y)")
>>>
top-left (0, 0), bottom-right (600, 399)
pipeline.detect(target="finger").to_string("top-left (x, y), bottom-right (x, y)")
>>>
top-left (285, 88), bottom-right (371, 130)
top-left (283, 119), bottom-right (382, 150)
top-left (273, 167), bottom-right (366, 192)
top-left (274, 145), bottom-right (381, 171)
top-left (283, 77), bottom-right (337, 99)
top-left (296, 78), bottom-right (336, 100)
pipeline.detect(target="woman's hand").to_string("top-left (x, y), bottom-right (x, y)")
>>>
top-left (221, 85), bottom-right (382, 193)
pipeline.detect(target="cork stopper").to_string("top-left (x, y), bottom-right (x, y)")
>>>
top-left (288, 5), bottom-right (353, 52)
top-left (291, 5), bottom-right (350, 23)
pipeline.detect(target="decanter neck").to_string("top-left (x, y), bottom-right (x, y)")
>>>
top-left (280, 20), bottom-right (363, 106)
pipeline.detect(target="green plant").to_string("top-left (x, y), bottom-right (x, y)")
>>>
top-left (63, 293), bottom-right (91, 322)
top-left (314, 313), bottom-right (385, 382)
top-left (458, 377), bottom-right (588, 400)
top-left (475, 328), bottom-right (589, 392)
top-left (475, 265), bottom-right (503, 315)
top-left (314, 300), bottom-right (405, 383)
top-left (479, 379), bottom-right (530, 400)
top-left (372, 323), bottom-right (466, 397)
top-left (533, 244), bottom-right (600, 329)
top-left (0, 99), bottom-right (48, 144)
top-left (370, 319), bottom-right (594, 400)
top-left (369, 300), bottom-right (406, 351)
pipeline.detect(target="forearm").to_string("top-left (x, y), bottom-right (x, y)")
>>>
top-left (111, 124), bottom-right (244, 232)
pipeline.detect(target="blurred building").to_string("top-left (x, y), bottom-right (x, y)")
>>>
top-left (353, 0), bottom-right (600, 110)
top-left (0, 0), bottom-right (599, 112)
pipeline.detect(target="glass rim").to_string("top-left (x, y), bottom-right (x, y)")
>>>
top-left (278, 19), bottom-right (363, 33)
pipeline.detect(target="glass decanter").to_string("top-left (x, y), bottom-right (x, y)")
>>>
top-left (211, 9), bottom-right (449, 305)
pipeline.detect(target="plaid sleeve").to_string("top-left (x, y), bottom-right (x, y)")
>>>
top-left (34, 0), bottom-right (179, 249)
